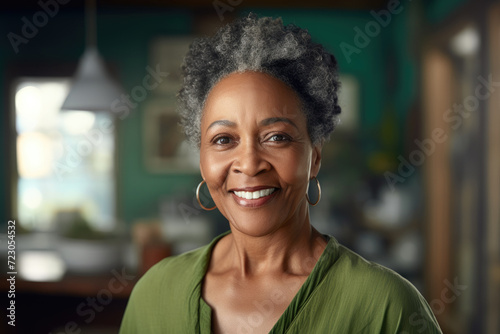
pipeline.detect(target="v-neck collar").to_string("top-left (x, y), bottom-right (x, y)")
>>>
top-left (193, 231), bottom-right (339, 333)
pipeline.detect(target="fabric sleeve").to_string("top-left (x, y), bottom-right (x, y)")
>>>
top-left (382, 273), bottom-right (443, 334)
top-left (336, 245), bottom-right (443, 334)
top-left (119, 264), bottom-right (164, 334)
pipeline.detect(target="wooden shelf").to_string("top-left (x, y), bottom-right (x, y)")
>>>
top-left (0, 273), bottom-right (138, 299)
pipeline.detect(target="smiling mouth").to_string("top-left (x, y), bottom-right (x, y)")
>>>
top-left (233, 188), bottom-right (277, 200)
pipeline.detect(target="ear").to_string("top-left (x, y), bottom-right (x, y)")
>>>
top-left (310, 143), bottom-right (322, 178)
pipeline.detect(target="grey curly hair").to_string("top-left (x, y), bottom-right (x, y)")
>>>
top-left (177, 13), bottom-right (341, 148)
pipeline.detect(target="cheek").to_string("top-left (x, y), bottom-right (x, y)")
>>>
top-left (277, 148), bottom-right (312, 184)
top-left (200, 151), bottom-right (231, 189)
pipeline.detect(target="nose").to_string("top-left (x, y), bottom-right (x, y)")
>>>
top-left (231, 141), bottom-right (271, 176)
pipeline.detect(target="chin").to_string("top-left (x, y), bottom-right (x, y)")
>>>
top-left (231, 224), bottom-right (280, 238)
top-left (227, 212), bottom-right (289, 238)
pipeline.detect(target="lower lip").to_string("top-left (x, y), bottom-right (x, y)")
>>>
top-left (231, 190), bottom-right (278, 208)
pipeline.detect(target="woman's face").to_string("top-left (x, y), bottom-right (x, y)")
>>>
top-left (200, 71), bottom-right (321, 237)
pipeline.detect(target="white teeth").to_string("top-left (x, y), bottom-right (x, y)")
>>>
top-left (234, 188), bottom-right (276, 200)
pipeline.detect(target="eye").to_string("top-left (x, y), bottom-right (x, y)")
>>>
top-left (213, 136), bottom-right (232, 145)
top-left (268, 134), bottom-right (291, 142)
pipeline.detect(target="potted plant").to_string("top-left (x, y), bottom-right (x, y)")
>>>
top-left (57, 211), bottom-right (123, 274)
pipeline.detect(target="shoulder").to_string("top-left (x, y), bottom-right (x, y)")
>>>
top-left (129, 241), bottom-right (213, 307)
top-left (120, 234), bottom-right (227, 334)
top-left (142, 244), bottom-right (209, 283)
top-left (334, 243), bottom-right (418, 297)
top-left (135, 245), bottom-right (208, 290)
top-left (133, 231), bottom-right (230, 294)
top-left (321, 239), bottom-right (442, 333)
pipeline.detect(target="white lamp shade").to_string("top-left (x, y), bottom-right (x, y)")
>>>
top-left (62, 47), bottom-right (122, 112)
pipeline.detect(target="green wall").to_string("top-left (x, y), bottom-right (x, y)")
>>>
top-left (425, 0), bottom-right (469, 22)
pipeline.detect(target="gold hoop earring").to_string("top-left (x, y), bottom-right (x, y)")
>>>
top-left (306, 176), bottom-right (321, 206)
top-left (196, 180), bottom-right (217, 211)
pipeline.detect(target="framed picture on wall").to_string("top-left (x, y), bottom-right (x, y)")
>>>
top-left (142, 97), bottom-right (199, 173)
top-left (149, 36), bottom-right (195, 95)
top-left (143, 36), bottom-right (199, 173)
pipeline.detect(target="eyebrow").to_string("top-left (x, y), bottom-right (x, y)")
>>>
top-left (206, 120), bottom-right (237, 133)
top-left (259, 117), bottom-right (298, 129)
top-left (206, 117), bottom-right (298, 133)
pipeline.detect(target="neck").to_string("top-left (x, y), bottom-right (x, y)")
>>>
top-left (226, 210), bottom-right (327, 278)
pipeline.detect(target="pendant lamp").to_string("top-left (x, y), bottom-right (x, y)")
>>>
top-left (61, 0), bottom-right (122, 112)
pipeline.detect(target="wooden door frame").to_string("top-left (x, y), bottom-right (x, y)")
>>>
top-left (421, 1), bottom-right (495, 333)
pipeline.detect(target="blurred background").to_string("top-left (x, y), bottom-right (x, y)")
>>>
top-left (0, 0), bottom-right (499, 333)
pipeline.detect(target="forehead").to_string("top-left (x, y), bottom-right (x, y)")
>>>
top-left (201, 71), bottom-right (306, 125)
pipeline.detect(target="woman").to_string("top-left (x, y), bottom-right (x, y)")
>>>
top-left (120, 14), bottom-right (442, 333)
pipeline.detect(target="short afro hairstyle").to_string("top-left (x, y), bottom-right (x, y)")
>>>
top-left (177, 13), bottom-right (341, 148)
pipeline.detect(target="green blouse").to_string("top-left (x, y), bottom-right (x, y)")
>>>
top-left (120, 232), bottom-right (442, 333)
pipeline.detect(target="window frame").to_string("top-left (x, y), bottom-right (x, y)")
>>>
top-left (7, 62), bottom-right (120, 232)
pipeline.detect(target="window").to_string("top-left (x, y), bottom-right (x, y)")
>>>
top-left (14, 78), bottom-right (116, 232)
